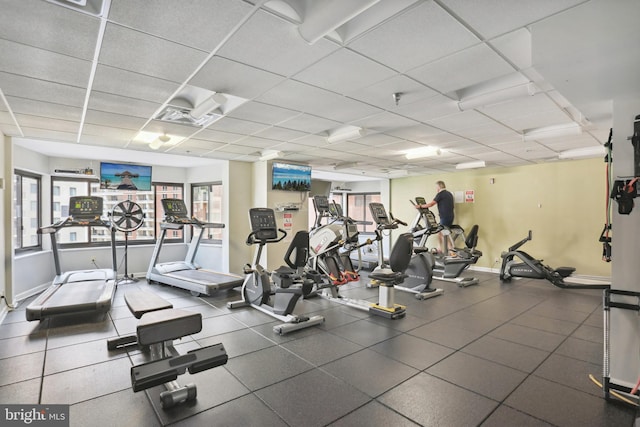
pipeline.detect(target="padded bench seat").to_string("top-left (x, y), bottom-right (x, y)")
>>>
top-left (137, 309), bottom-right (202, 346)
top-left (125, 290), bottom-right (174, 319)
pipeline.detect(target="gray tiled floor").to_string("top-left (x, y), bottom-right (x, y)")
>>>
top-left (1, 271), bottom-right (636, 426)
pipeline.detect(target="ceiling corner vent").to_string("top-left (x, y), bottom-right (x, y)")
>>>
top-left (45, 0), bottom-right (106, 16)
top-left (155, 106), bottom-right (223, 128)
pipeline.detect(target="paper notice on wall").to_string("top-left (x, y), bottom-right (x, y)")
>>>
top-left (465, 190), bottom-right (475, 203)
top-left (283, 212), bottom-right (293, 229)
top-left (454, 191), bottom-right (464, 203)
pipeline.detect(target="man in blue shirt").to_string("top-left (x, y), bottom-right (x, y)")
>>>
top-left (418, 181), bottom-right (454, 252)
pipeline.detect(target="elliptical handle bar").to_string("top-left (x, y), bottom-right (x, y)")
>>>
top-left (389, 212), bottom-right (408, 227)
top-left (245, 228), bottom-right (288, 245)
top-left (508, 230), bottom-right (533, 252)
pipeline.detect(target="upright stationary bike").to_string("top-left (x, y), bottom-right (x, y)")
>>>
top-left (227, 208), bottom-right (324, 334)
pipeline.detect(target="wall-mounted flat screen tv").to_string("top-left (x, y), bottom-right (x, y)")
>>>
top-left (272, 162), bottom-right (311, 192)
top-left (100, 162), bottom-right (152, 191)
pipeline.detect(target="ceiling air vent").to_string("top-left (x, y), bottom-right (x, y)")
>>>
top-left (45, 0), bottom-right (106, 16)
top-left (155, 106), bottom-right (223, 128)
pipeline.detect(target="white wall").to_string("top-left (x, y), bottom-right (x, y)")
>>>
top-left (1, 134), bottom-right (11, 315)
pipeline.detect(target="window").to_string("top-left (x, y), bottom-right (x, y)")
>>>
top-left (14, 170), bottom-right (41, 253)
top-left (51, 176), bottom-right (184, 247)
top-left (347, 193), bottom-right (381, 233)
top-left (191, 182), bottom-right (223, 243)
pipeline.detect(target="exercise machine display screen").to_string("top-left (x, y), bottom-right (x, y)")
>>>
top-left (415, 197), bottom-right (426, 205)
top-left (369, 202), bottom-right (390, 225)
top-left (69, 196), bottom-right (103, 219)
top-left (313, 196), bottom-right (330, 214)
top-left (249, 208), bottom-right (278, 240)
top-left (328, 202), bottom-right (343, 217)
top-left (161, 199), bottom-right (189, 222)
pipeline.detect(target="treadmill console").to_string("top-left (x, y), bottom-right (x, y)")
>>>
top-left (69, 196), bottom-right (103, 220)
top-left (369, 202), bottom-right (391, 226)
top-left (161, 198), bottom-right (191, 223)
top-left (249, 208), bottom-right (278, 241)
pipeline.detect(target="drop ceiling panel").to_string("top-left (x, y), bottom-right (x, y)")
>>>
top-left (99, 24), bottom-right (207, 83)
top-left (253, 126), bottom-right (307, 142)
top-left (201, 151), bottom-right (243, 160)
top-left (277, 113), bottom-right (340, 134)
top-left (407, 44), bottom-right (515, 94)
top-left (235, 136), bottom-right (282, 149)
top-left (191, 56), bottom-right (286, 100)
top-left (215, 144), bottom-right (258, 155)
top-left (218, 10), bottom-right (339, 77)
top-left (14, 114), bottom-right (78, 133)
top-left (109, 0), bottom-right (252, 52)
top-left (0, 0), bottom-right (99, 60)
top-left (426, 110), bottom-right (499, 132)
top-left (0, 73), bottom-right (86, 107)
top-left (20, 127), bottom-right (77, 142)
top-left (442, 0), bottom-right (586, 39)
top-left (0, 39), bottom-right (92, 87)
top-left (80, 134), bottom-right (129, 148)
top-left (227, 101), bottom-right (300, 125)
top-left (7, 97), bottom-right (82, 122)
top-left (393, 95), bottom-right (460, 123)
top-left (501, 110), bottom-right (573, 132)
top-left (293, 49), bottom-right (396, 95)
top-left (346, 75), bottom-right (437, 110)
top-left (207, 116), bottom-right (270, 135)
top-left (181, 138), bottom-right (227, 151)
top-left (92, 65), bottom-right (180, 103)
top-left (384, 124), bottom-right (444, 141)
top-left (143, 120), bottom-right (199, 137)
top-left (165, 145), bottom-right (211, 156)
top-left (357, 133), bottom-right (404, 147)
top-left (258, 80), bottom-right (381, 123)
top-left (196, 128), bottom-right (244, 144)
top-left (290, 134), bottom-right (329, 147)
top-left (81, 124), bottom-right (137, 141)
top-left (88, 91), bottom-right (159, 118)
top-left (348, 1), bottom-right (479, 72)
top-left (350, 112), bottom-right (420, 133)
top-left (84, 110), bottom-right (147, 130)
top-left (477, 93), bottom-right (559, 121)
top-left (489, 28), bottom-right (532, 69)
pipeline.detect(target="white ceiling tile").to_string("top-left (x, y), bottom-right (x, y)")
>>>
top-left (0, 72), bottom-right (87, 107)
top-left (489, 28), bottom-right (532, 69)
top-left (346, 75), bottom-right (437, 110)
top-left (278, 113), bottom-right (340, 134)
top-left (20, 127), bottom-right (77, 143)
top-left (143, 120), bottom-right (199, 137)
top-left (99, 23), bottom-right (207, 83)
top-left (14, 114), bottom-right (78, 133)
top-left (88, 92), bottom-right (159, 118)
top-left (82, 124), bottom-right (137, 141)
top-left (84, 110), bottom-right (147, 130)
top-left (196, 128), bottom-right (244, 144)
top-left (384, 124), bottom-right (447, 141)
top-left (7, 97), bottom-right (82, 122)
top-left (227, 101), bottom-right (300, 125)
top-left (0, 0), bottom-right (99, 60)
top-left (427, 110), bottom-right (497, 131)
top-left (348, 1), bottom-right (479, 72)
top-left (407, 43), bottom-right (515, 93)
top-left (235, 136), bottom-right (282, 149)
top-left (293, 49), bottom-right (396, 95)
top-left (109, 0), bottom-right (252, 52)
top-left (92, 65), bottom-right (180, 103)
top-left (181, 138), bottom-right (227, 151)
top-left (253, 126), bottom-right (307, 142)
top-left (477, 93), bottom-right (558, 120)
top-left (190, 56), bottom-right (285, 100)
top-left (501, 109), bottom-right (573, 132)
top-left (357, 133), bottom-right (404, 147)
top-left (207, 116), bottom-right (270, 135)
top-left (442, 0), bottom-right (586, 39)
top-left (394, 95), bottom-right (460, 123)
top-left (0, 39), bottom-right (92, 87)
top-left (350, 112), bottom-right (419, 133)
top-left (215, 144), bottom-right (258, 155)
top-left (218, 10), bottom-right (339, 77)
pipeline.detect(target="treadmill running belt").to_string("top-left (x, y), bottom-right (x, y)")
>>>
top-left (164, 269), bottom-right (243, 287)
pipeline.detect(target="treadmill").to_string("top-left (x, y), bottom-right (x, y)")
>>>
top-left (146, 198), bottom-right (243, 296)
top-left (26, 196), bottom-right (117, 321)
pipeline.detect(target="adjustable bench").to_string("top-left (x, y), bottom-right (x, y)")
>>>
top-left (107, 290), bottom-right (227, 409)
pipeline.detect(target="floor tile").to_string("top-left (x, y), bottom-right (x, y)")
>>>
top-left (328, 400), bottom-right (420, 426)
top-left (534, 353), bottom-right (603, 397)
top-left (370, 333), bottom-right (454, 370)
top-left (255, 369), bottom-right (370, 427)
top-left (0, 351), bottom-right (45, 387)
top-left (480, 405), bottom-right (555, 426)
top-left (281, 330), bottom-right (363, 366)
top-left (489, 323), bottom-right (567, 352)
top-left (571, 323), bottom-right (603, 343)
top-left (510, 311), bottom-right (580, 335)
top-left (69, 388), bottom-right (160, 427)
top-left (462, 335), bottom-right (550, 373)
top-left (427, 351), bottom-right (528, 401)
top-left (0, 378), bottom-right (41, 404)
top-left (196, 327), bottom-right (275, 359)
top-left (505, 375), bottom-right (635, 426)
top-left (224, 345), bottom-right (314, 390)
top-left (409, 322), bottom-right (484, 349)
top-left (322, 348), bottom-right (418, 397)
top-left (555, 337), bottom-right (602, 365)
top-left (46, 337), bottom-right (128, 375)
top-left (378, 372), bottom-right (498, 426)
top-left (330, 319), bottom-right (401, 347)
top-left (0, 334), bottom-right (47, 359)
top-left (189, 314), bottom-right (246, 340)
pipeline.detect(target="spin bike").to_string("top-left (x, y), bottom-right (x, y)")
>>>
top-left (368, 202), bottom-right (443, 300)
top-left (227, 208), bottom-right (324, 334)
top-left (500, 230), bottom-right (610, 290)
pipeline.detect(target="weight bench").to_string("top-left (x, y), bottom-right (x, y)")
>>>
top-left (107, 290), bottom-right (227, 409)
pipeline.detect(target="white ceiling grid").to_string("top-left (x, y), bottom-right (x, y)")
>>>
top-left (0, 0), bottom-right (634, 178)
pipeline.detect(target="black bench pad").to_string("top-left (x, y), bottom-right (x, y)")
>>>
top-left (137, 309), bottom-right (202, 346)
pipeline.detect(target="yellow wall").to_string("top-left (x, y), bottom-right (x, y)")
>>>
top-left (391, 158), bottom-right (610, 277)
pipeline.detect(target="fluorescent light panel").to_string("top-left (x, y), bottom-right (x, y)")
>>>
top-left (405, 146), bottom-right (441, 160)
top-left (558, 145), bottom-right (606, 159)
top-left (456, 160), bottom-right (486, 170)
top-left (523, 122), bottom-right (581, 141)
top-left (458, 83), bottom-right (535, 111)
top-left (259, 150), bottom-right (282, 161)
top-left (327, 126), bottom-right (365, 143)
top-left (334, 162), bottom-right (359, 170)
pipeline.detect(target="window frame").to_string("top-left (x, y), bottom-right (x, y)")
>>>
top-left (190, 181), bottom-right (224, 244)
top-left (13, 169), bottom-right (42, 254)
top-left (346, 192), bottom-right (381, 234)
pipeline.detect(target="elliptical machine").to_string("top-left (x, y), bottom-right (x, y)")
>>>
top-left (500, 230), bottom-right (610, 290)
top-left (409, 197), bottom-right (481, 287)
top-left (368, 202), bottom-right (443, 300)
top-left (227, 208), bottom-right (324, 334)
